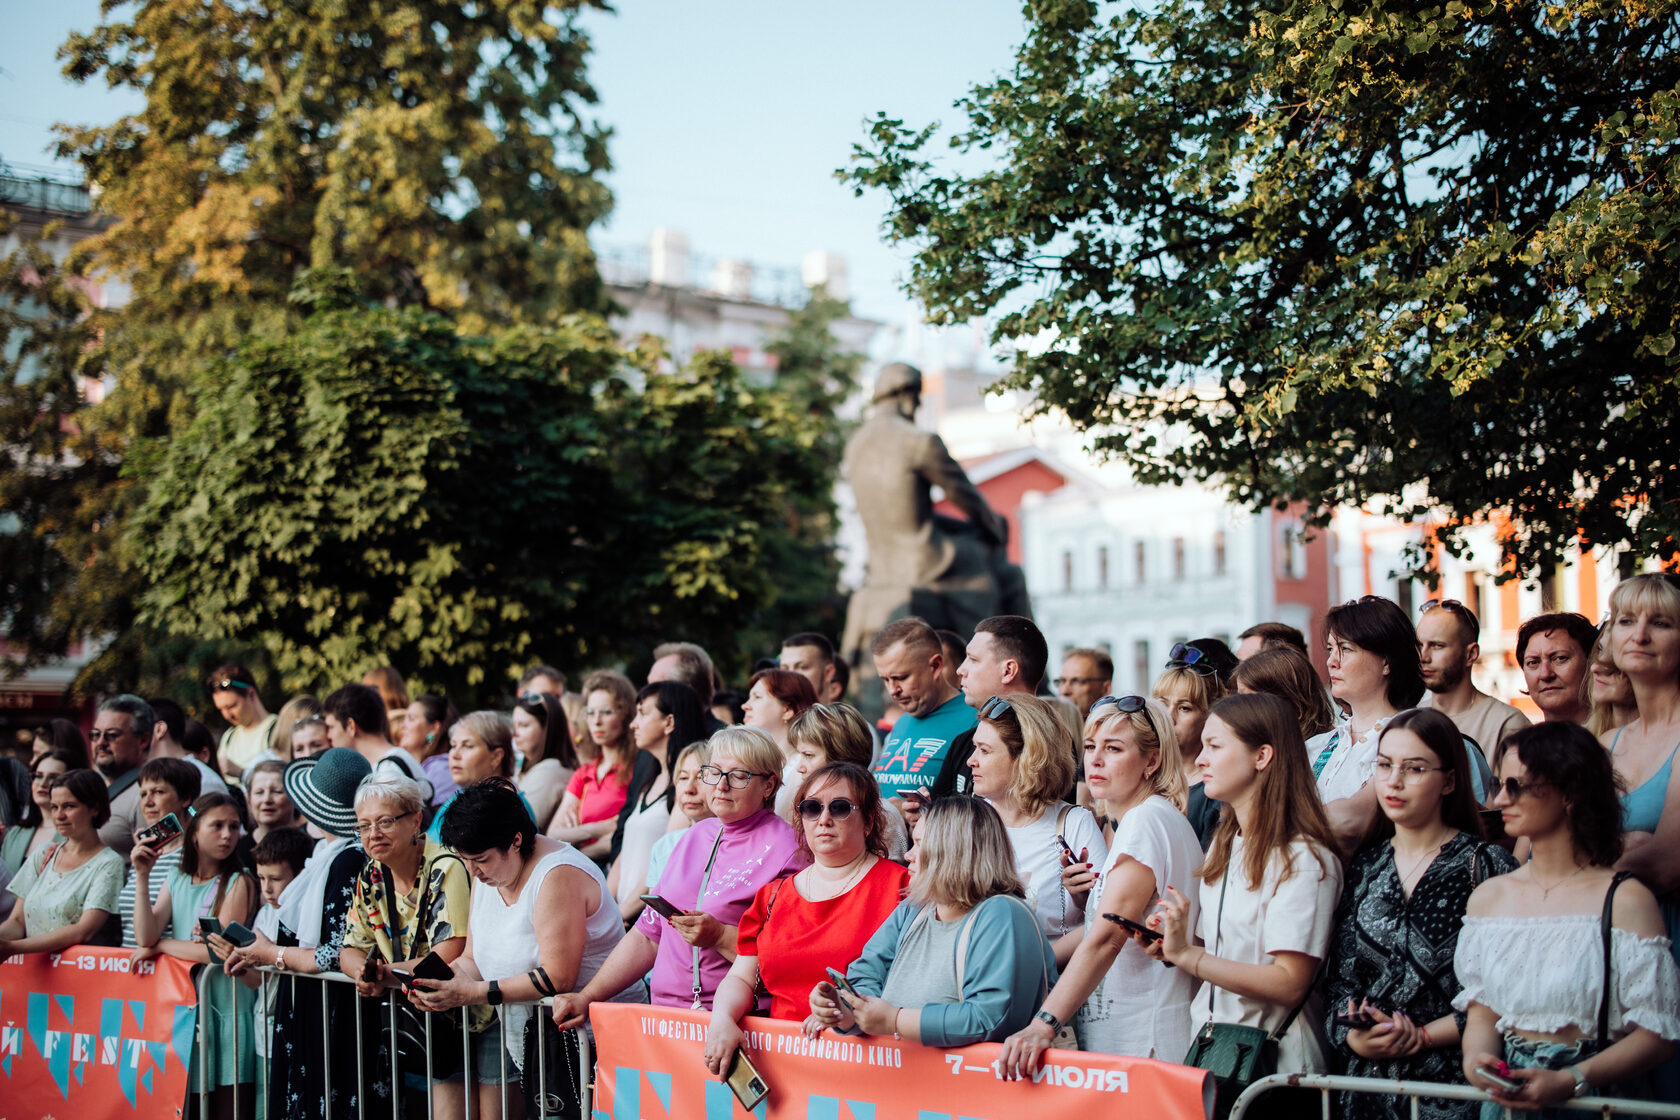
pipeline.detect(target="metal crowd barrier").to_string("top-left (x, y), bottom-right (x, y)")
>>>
top-left (1230, 1072), bottom-right (1680, 1120)
top-left (188, 964), bottom-right (591, 1120)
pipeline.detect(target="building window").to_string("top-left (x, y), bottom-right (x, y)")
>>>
top-left (1135, 541), bottom-right (1147, 583)
top-left (1465, 573), bottom-right (1484, 621)
top-left (1280, 523), bottom-right (1307, 580)
top-left (1396, 579), bottom-right (1415, 617)
top-left (1133, 640), bottom-right (1150, 693)
top-left (1172, 537), bottom-right (1187, 581)
top-left (1062, 550), bottom-right (1074, 592)
top-left (1097, 546), bottom-right (1109, 590)
top-left (1213, 530), bottom-right (1227, 576)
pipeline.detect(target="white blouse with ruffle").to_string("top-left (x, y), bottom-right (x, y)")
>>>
top-left (1452, 914), bottom-right (1680, 1040)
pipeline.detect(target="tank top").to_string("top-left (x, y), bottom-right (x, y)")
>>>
top-left (1611, 727), bottom-right (1680, 834)
top-left (471, 845), bottom-right (623, 990)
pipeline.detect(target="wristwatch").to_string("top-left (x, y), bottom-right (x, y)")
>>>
top-left (1569, 1066), bottom-right (1589, 1098)
top-left (1035, 1009), bottom-right (1062, 1033)
top-left (487, 979), bottom-right (504, 1006)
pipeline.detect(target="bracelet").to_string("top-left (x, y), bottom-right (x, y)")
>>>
top-left (1419, 1025), bottom-right (1433, 1048)
top-left (274, 946), bottom-right (285, 970)
top-left (892, 1007), bottom-right (903, 1040)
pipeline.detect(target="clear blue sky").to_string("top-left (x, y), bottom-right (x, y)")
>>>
top-left (0, 1), bottom-right (1028, 352)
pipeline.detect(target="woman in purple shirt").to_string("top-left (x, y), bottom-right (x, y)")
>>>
top-left (552, 727), bottom-right (807, 1021)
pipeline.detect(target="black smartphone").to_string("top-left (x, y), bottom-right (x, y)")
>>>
top-left (725, 1049), bottom-right (770, 1111)
top-left (1334, 1009), bottom-right (1378, 1030)
top-left (361, 947), bottom-right (385, 983)
top-left (412, 951), bottom-right (453, 982)
top-left (198, 915), bottom-right (224, 939)
top-left (135, 812), bottom-right (183, 848)
top-left (1473, 1067), bottom-right (1522, 1093)
top-left (1102, 912), bottom-right (1162, 943)
top-left (222, 921), bottom-right (257, 948)
top-left (901, 788), bottom-right (931, 808)
top-left (1055, 834), bottom-right (1078, 861)
top-left (824, 966), bottom-right (860, 1000)
top-left (388, 967), bottom-right (414, 984)
top-left (639, 893), bottom-right (685, 921)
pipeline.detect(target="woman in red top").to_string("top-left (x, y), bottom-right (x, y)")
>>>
top-left (702, 761), bottom-right (908, 1071)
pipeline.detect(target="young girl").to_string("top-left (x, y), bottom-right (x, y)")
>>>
top-left (1326, 708), bottom-right (1516, 1120)
top-left (133, 791), bottom-right (258, 1119)
top-left (1145, 692), bottom-right (1344, 1120)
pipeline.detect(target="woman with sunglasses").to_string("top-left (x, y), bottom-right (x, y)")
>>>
top-left (967, 693), bottom-right (1108, 942)
top-left (1308, 597), bottom-right (1429, 854)
top-left (702, 761), bottom-right (908, 1075)
top-left (551, 727), bottom-right (806, 1028)
top-left (1324, 708), bottom-right (1516, 1120)
top-left (1457, 721), bottom-right (1679, 1114)
top-left (805, 795), bottom-right (1056, 1048)
top-left (1000, 694), bottom-right (1201, 1072)
top-left (1156, 649), bottom-right (1226, 848)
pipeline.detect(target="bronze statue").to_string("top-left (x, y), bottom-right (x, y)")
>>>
top-left (840, 362), bottom-right (1032, 708)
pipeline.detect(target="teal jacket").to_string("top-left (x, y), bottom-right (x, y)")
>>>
top-left (845, 893), bottom-right (1055, 1047)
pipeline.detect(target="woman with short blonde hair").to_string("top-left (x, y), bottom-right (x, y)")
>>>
top-left (967, 694), bottom-right (1108, 940)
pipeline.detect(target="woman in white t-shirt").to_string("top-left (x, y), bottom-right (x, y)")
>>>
top-left (1148, 692), bottom-right (1344, 1120)
top-left (1000, 693), bottom-right (1204, 1074)
top-left (1305, 596), bottom-right (1426, 853)
top-left (967, 693), bottom-right (1107, 941)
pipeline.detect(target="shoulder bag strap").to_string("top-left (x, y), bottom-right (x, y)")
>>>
top-left (1205, 872), bottom-right (1229, 1019)
top-left (1056, 802), bottom-right (1073, 842)
top-left (690, 826), bottom-right (726, 1009)
top-left (1599, 871), bottom-right (1635, 1048)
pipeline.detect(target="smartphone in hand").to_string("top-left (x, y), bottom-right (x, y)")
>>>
top-left (1102, 912), bottom-right (1162, 943)
top-left (725, 1049), bottom-right (770, 1110)
top-left (824, 966), bottom-right (861, 1000)
top-left (639, 894), bottom-right (685, 921)
top-left (222, 922), bottom-right (257, 949)
top-left (361, 947), bottom-right (386, 983)
top-left (412, 951), bottom-right (453, 982)
top-left (1473, 1066), bottom-right (1523, 1093)
top-left (135, 812), bottom-right (183, 848)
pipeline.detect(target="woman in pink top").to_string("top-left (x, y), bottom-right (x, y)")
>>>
top-left (550, 728), bottom-right (807, 1022)
top-left (547, 671), bottom-right (636, 861)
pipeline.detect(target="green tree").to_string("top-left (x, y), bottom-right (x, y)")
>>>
top-left (127, 277), bottom-right (837, 705)
top-left (846, 0), bottom-right (1680, 577)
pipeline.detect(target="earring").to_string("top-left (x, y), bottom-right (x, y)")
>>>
top-left (411, 831), bottom-right (422, 846)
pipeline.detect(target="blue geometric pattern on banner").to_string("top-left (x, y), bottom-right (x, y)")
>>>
top-left (171, 1003), bottom-right (196, 1068)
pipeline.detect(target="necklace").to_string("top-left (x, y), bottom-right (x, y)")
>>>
top-left (1531, 862), bottom-right (1590, 899)
top-left (805, 852), bottom-right (871, 900)
top-left (1392, 839), bottom-right (1446, 895)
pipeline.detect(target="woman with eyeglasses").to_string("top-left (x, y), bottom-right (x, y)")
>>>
top-left (548, 670), bottom-right (638, 861)
top-left (1457, 721), bottom-right (1679, 1115)
top-left (551, 727), bottom-right (806, 1028)
top-left (1324, 709), bottom-right (1516, 1120)
top-left (1000, 694), bottom-right (1202, 1073)
top-left (339, 772), bottom-right (479, 1115)
top-left (399, 693), bottom-right (458, 808)
top-left (1308, 596), bottom-right (1429, 854)
top-left (511, 690), bottom-right (579, 832)
top-left (702, 761), bottom-right (908, 1075)
top-left (804, 794), bottom-right (1056, 1048)
top-left (966, 693), bottom-right (1108, 941)
top-left (1144, 693), bottom-right (1344, 1120)
top-left (607, 682), bottom-right (708, 925)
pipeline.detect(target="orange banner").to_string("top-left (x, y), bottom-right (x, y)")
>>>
top-left (590, 1003), bottom-right (1213, 1120)
top-left (0, 946), bottom-right (199, 1119)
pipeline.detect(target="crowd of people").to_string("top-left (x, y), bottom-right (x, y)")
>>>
top-left (2, 582), bottom-right (1679, 1120)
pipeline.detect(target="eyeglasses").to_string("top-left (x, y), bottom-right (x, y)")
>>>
top-left (698, 765), bottom-right (773, 789)
top-left (88, 728), bottom-right (137, 744)
top-left (1497, 776), bottom-right (1549, 801)
top-left (1374, 760), bottom-right (1446, 782)
top-left (583, 708), bottom-right (616, 718)
top-left (209, 678), bottom-right (253, 692)
top-left (1166, 643), bottom-right (1216, 676)
top-left (797, 797), bottom-right (857, 821)
top-left (353, 810), bottom-right (417, 838)
top-left (978, 695), bottom-right (1014, 720)
top-left (1090, 694), bottom-right (1148, 714)
top-left (1052, 676), bottom-right (1102, 688)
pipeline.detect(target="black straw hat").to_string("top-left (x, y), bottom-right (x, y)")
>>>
top-left (283, 748), bottom-right (371, 837)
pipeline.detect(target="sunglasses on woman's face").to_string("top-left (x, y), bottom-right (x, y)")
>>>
top-left (1498, 776), bottom-right (1549, 801)
top-left (797, 797), bottom-right (856, 821)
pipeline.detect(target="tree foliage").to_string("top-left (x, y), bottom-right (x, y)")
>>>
top-left (846, 0), bottom-right (1680, 576)
top-left (122, 276), bottom-right (838, 703)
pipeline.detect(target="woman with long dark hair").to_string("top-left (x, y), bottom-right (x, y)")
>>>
top-left (512, 689), bottom-right (578, 831)
top-left (607, 681), bottom-right (708, 923)
top-left (1457, 721), bottom-right (1679, 1114)
top-left (549, 670), bottom-right (638, 861)
top-left (1325, 708), bottom-right (1516, 1120)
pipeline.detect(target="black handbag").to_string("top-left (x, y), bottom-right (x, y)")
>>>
top-left (380, 855), bottom-right (467, 1079)
top-left (1182, 874), bottom-right (1309, 1120)
top-left (521, 1011), bottom-right (590, 1119)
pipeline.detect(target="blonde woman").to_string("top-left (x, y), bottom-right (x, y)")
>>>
top-left (966, 693), bottom-right (1108, 940)
top-left (1001, 694), bottom-right (1203, 1071)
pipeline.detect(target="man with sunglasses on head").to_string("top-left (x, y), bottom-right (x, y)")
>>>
top-left (1417, 600), bottom-right (1529, 758)
top-left (208, 662), bottom-right (276, 782)
top-left (928, 615), bottom-right (1054, 799)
